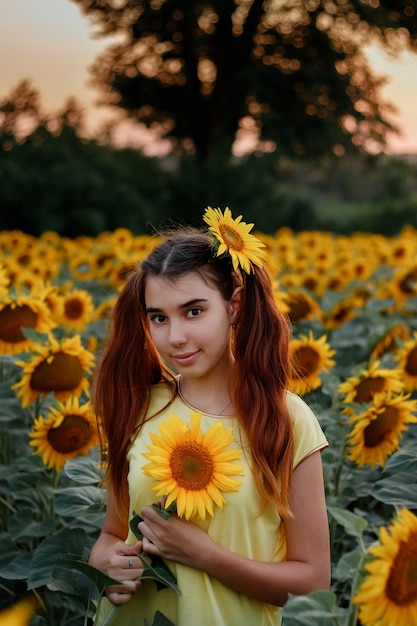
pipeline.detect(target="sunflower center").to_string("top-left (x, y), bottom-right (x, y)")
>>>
top-left (293, 346), bottom-right (320, 379)
top-left (386, 532), bottom-right (417, 606)
top-left (288, 296), bottom-right (313, 323)
top-left (354, 377), bottom-right (386, 403)
top-left (0, 304), bottom-right (37, 342)
top-left (364, 406), bottom-right (399, 448)
top-left (219, 225), bottom-right (245, 252)
top-left (405, 347), bottom-right (417, 376)
top-left (170, 442), bottom-right (214, 490)
top-left (64, 298), bottom-right (84, 320)
top-left (47, 415), bottom-right (93, 453)
top-left (30, 352), bottom-right (84, 392)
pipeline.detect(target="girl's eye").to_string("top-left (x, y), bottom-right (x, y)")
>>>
top-left (150, 314), bottom-right (166, 324)
top-left (187, 307), bottom-right (202, 318)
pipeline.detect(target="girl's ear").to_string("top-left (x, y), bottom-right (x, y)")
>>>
top-left (229, 286), bottom-right (242, 325)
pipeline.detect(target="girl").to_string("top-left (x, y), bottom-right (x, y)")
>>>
top-left (89, 207), bottom-right (330, 626)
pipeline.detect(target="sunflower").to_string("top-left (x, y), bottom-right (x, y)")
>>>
top-left (288, 331), bottom-right (336, 396)
top-left (322, 295), bottom-right (365, 329)
top-left (142, 411), bottom-right (243, 520)
top-left (368, 324), bottom-right (410, 363)
top-left (339, 361), bottom-right (404, 413)
top-left (0, 263), bottom-right (10, 298)
top-left (393, 331), bottom-right (417, 392)
top-left (29, 397), bottom-right (99, 471)
top-left (283, 289), bottom-right (321, 324)
top-left (0, 594), bottom-right (41, 625)
top-left (354, 508), bottom-right (417, 626)
top-left (347, 391), bottom-right (417, 468)
top-left (12, 334), bottom-right (95, 408)
top-left (0, 293), bottom-right (56, 355)
top-left (59, 288), bottom-right (95, 331)
top-left (203, 206), bottom-right (266, 274)
top-left (272, 281), bottom-right (290, 315)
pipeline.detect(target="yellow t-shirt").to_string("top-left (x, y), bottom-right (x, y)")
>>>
top-left (95, 383), bottom-right (328, 626)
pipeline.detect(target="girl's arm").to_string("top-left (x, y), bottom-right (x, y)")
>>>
top-left (139, 450), bottom-right (330, 607)
top-left (89, 489), bottom-right (144, 605)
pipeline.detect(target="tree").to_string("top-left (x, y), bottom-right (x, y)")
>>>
top-left (0, 82), bottom-right (168, 236)
top-left (70, 0), bottom-right (417, 160)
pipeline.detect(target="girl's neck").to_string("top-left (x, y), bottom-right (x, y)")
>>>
top-left (177, 374), bottom-right (234, 417)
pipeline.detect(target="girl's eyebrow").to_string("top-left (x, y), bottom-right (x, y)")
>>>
top-left (145, 298), bottom-right (208, 314)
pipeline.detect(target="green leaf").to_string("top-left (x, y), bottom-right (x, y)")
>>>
top-left (327, 506), bottom-right (368, 538)
top-left (280, 590), bottom-right (346, 625)
top-left (128, 511), bottom-right (180, 594)
top-left (58, 554), bottom-right (120, 594)
top-left (130, 510), bottom-right (143, 540)
top-left (139, 554), bottom-right (181, 596)
top-left (27, 528), bottom-right (91, 589)
top-left (21, 327), bottom-right (50, 344)
top-left (145, 611), bottom-right (175, 626)
top-left (54, 485), bottom-right (105, 527)
top-left (372, 474), bottom-right (417, 508)
top-left (151, 501), bottom-right (177, 520)
top-left (333, 546), bottom-right (363, 582)
top-left (0, 551), bottom-right (33, 580)
top-left (383, 444), bottom-right (417, 474)
top-left (8, 508), bottom-right (55, 542)
top-left (63, 454), bottom-right (104, 485)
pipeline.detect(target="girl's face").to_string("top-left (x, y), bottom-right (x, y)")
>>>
top-left (144, 271), bottom-right (240, 383)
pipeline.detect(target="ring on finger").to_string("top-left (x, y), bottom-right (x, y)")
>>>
top-left (127, 556), bottom-right (133, 568)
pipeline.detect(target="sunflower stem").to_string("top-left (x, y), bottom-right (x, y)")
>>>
top-left (347, 537), bottom-right (367, 626)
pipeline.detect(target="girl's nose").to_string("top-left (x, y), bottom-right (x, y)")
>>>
top-left (168, 320), bottom-right (187, 345)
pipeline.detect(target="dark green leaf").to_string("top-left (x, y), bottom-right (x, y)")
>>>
top-left (130, 510), bottom-right (143, 540)
top-left (372, 474), bottom-right (417, 509)
top-left (0, 551), bottom-right (33, 580)
top-left (327, 506), bottom-right (368, 538)
top-left (57, 555), bottom-right (120, 594)
top-left (139, 554), bottom-right (180, 596)
top-left (145, 611), bottom-right (175, 626)
top-left (63, 454), bottom-right (104, 485)
top-left (27, 529), bottom-right (90, 589)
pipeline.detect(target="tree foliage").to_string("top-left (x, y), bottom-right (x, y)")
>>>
top-left (0, 81), bottom-right (167, 237)
top-left (1, 81), bottom-right (417, 238)
top-left (70, 0), bottom-right (417, 160)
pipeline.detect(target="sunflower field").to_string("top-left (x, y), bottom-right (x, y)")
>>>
top-left (1, 225), bottom-right (417, 626)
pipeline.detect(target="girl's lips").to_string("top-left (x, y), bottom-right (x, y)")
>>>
top-left (173, 351), bottom-right (199, 365)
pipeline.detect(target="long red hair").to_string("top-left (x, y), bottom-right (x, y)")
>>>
top-left (93, 230), bottom-right (294, 517)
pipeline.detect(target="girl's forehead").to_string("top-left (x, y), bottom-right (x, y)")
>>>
top-left (144, 271), bottom-right (219, 303)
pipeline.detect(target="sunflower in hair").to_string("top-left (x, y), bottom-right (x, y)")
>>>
top-left (203, 206), bottom-right (266, 274)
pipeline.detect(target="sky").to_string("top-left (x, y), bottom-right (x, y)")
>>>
top-left (1, 0), bottom-right (417, 155)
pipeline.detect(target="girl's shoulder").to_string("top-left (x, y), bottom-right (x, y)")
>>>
top-left (285, 390), bottom-right (317, 420)
top-left (285, 391), bottom-right (328, 467)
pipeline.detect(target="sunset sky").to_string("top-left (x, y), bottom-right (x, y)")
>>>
top-left (1, 0), bottom-right (417, 154)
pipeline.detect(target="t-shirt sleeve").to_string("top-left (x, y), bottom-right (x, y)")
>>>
top-left (286, 391), bottom-right (329, 469)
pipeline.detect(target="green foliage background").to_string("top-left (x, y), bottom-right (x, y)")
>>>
top-left (1, 113), bottom-right (417, 238)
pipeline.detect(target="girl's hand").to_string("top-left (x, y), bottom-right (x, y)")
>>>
top-left (139, 505), bottom-right (214, 570)
top-left (101, 540), bottom-right (146, 605)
